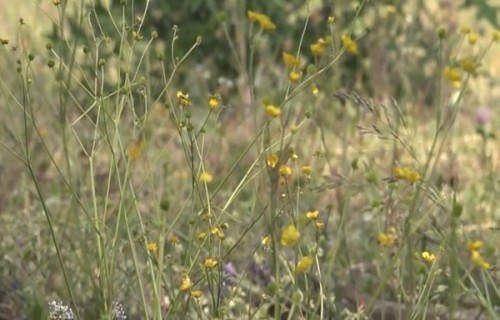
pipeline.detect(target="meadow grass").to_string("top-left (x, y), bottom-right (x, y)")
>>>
top-left (0, 1), bottom-right (500, 319)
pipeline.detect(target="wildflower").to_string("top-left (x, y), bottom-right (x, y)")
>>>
top-left (342, 34), bottom-right (358, 55)
top-left (310, 38), bottom-right (328, 56)
top-left (314, 221), bottom-right (324, 229)
top-left (421, 251), bottom-right (436, 263)
top-left (328, 16), bottom-right (335, 24)
top-left (468, 240), bottom-right (483, 251)
top-left (266, 104), bottom-right (281, 118)
top-left (48, 301), bottom-right (74, 320)
top-left (296, 256), bottom-right (314, 273)
top-left (127, 140), bottom-right (144, 160)
top-left (282, 52), bottom-right (300, 67)
top-left (471, 250), bottom-right (490, 269)
top-left (111, 302), bottom-right (127, 320)
top-left (204, 257), bottom-right (218, 269)
top-left (211, 226), bottom-right (225, 240)
top-left (468, 32), bottom-right (478, 45)
top-left (460, 26), bottom-right (471, 34)
top-left (200, 171), bottom-right (213, 183)
top-left (279, 164), bottom-right (292, 177)
top-left (267, 153), bottom-right (279, 168)
top-left (280, 224), bottom-right (300, 247)
top-left (288, 70), bottom-right (300, 83)
top-left (247, 10), bottom-right (276, 30)
top-left (222, 262), bottom-right (238, 289)
top-left (474, 107), bottom-right (491, 126)
top-left (493, 30), bottom-right (500, 42)
top-left (176, 90), bottom-right (191, 107)
top-left (197, 232), bottom-right (207, 241)
top-left (311, 83), bottom-right (319, 95)
top-left (458, 58), bottom-right (481, 73)
top-left (443, 66), bottom-right (461, 88)
top-left (180, 274), bottom-right (192, 291)
top-left (261, 234), bottom-right (272, 246)
top-left (378, 228), bottom-right (396, 247)
top-left (208, 94), bottom-right (221, 110)
top-left (300, 165), bottom-right (312, 175)
top-left (306, 209), bottom-right (319, 221)
top-left (146, 242), bottom-right (158, 253)
top-left (191, 290), bottom-right (203, 298)
top-left (385, 5), bottom-right (397, 14)
top-left (392, 166), bottom-right (421, 183)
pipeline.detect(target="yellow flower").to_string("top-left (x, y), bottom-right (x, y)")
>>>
top-left (327, 16), bottom-right (335, 24)
top-left (306, 209), bottom-right (319, 221)
top-left (385, 5), bottom-right (397, 14)
top-left (458, 58), bottom-right (480, 73)
top-left (378, 229), bottom-right (396, 247)
top-left (443, 66), bottom-right (461, 88)
top-left (468, 240), bottom-right (483, 252)
top-left (342, 34), bottom-right (358, 55)
top-left (314, 221), bottom-right (324, 229)
top-left (261, 234), bottom-right (272, 246)
top-left (468, 32), bottom-right (478, 45)
top-left (204, 258), bottom-right (218, 269)
top-left (288, 70), bottom-right (300, 83)
top-left (127, 140), bottom-right (144, 160)
top-left (296, 256), bottom-right (314, 273)
top-left (471, 250), bottom-right (490, 270)
top-left (146, 242), bottom-right (158, 252)
top-left (266, 104), bottom-right (281, 118)
top-left (311, 83), bottom-right (319, 95)
top-left (280, 224), bottom-right (300, 247)
top-left (247, 10), bottom-right (260, 22)
top-left (191, 290), bottom-right (203, 299)
top-left (282, 52), bottom-right (300, 67)
top-left (279, 164), bottom-right (292, 177)
top-left (208, 94), bottom-right (221, 110)
top-left (200, 171), bottom-right (213, 183)
top-left (300, 165), bottom-right (312, 175)
top-left (176, 90), bottom-right (191, 107)
top-left (211, 227), bottom-right (225, 240)
top-left (267, 153), bottom-right (279, 168)
top-left (247, 10), bottom-right (275, 30)
top-left (460, 26), bottom-right (471, 34)
top-left (310, 42), bottom-right (326, 56)
top-left (392, 166), bottom-right (421, 183)
top-left (180, 274), bottom-right (192, 291)
top-left (421, 251), bottom-right (436, 263)
top-left (493, 30), bottom-right (500, 42)
top-left (197, 232), bottom-right (207, 241)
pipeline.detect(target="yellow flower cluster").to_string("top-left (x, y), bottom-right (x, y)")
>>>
top-left (265, 104), bottom-right (281, 118)
top-left (341, 34), bottom-right (358, 55)
top-left (421, 251), bottom-right (436, 263)
top-left (247, 10), bottom-right (276, 30)
top-left (199, 171), bottom-right (213, 183)
top-left (146, 242), bottom-right (158, 253)
top-left (443, 66), bottom-right (461, 88)
top-left (468, 240), bottom-right (490, 270)
top-left (127, 140), bottom-right (144, 160)
top-left (280, 224), bottom-right (300, 247)
top-left (378, 227), bottom-right (396, 247)
top-left (176, 90), bottom-right (191, 107)
top-left (392, 166), bottom-right (421, 183)
top-left (310, 38), bottom-right (329, 56)
top-left (296, 256), bottom-right (314, 273)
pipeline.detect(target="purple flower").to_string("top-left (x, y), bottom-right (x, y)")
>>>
top-left (475, 107), bottom-right (491, 126)
top-left (222, 262), bottom-right (238, 289)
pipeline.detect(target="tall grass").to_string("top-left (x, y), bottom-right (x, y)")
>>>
top-left (0, 1), bottom-right (499, 319)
